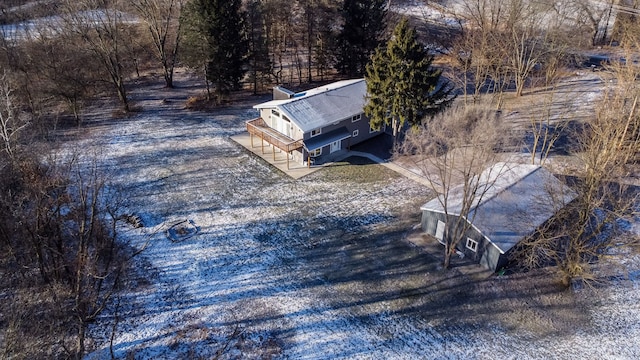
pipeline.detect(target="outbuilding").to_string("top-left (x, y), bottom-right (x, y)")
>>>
top-left (420, 163), bottom-right (576, 271)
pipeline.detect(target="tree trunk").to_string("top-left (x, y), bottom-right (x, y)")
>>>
top-left (118, 88), bottom-right (129, 112)
top-left (515, 74), bottom-right (525, 97)
top-left (443, 243), bottom-right (451, 269)
top-left (164, 21), bottom-right (180, 89)
top-left (163, 66), bottom-right (174, 89)
top-left (392, 116), bottom-right (398, 137)
top-left (204, 64), bottom-right (211, 101)
top-left (307, 8), bottom-right (313, 84)
top-left (603, 2), bottom-right (614, 45)
top-left (76, 320), bottom-right (86, 360)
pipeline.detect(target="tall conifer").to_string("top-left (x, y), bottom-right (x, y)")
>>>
top-left (181, 0), bottom-right (248, 102)
top-left (335, 0), bottom-right (387, 77)
top-left (364, 18), bottom-right (454, 138)
top-left (247, 0), bottom-right (272, 94)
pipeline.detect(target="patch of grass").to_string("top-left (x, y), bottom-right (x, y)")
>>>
top-left (310, 156), bottom-right (400, 183)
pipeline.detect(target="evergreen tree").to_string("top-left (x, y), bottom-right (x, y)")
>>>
top-left (364, 18), bottom-right (454, 138)
top-left (335, 0), bottom-right (387, 77)
top-left (247, 0), bottom-right (272, 94)
top-left (312, 2), bottom-right (337, 82)
top-left (181, 0), bottom-right (248, 102)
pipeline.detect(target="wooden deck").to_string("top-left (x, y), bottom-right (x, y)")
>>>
top-left (246, 118), bottom-right (304, 169)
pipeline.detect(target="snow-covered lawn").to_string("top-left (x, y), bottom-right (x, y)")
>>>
top-left (59, 73), bottom-right (639, 359)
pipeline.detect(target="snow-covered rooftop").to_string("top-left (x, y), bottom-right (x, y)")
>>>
top-left (253, 79), bottom-right (366, 133)
top-left (421, 163), bottom-right (577, 252)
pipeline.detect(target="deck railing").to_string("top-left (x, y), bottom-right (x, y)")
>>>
top-left (246, 118), bottom-right (303, 153)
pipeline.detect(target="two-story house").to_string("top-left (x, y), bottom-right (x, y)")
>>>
top-left (247, 79), bottom-right (381, 168)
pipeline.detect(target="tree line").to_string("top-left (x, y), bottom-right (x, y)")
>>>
top-left (175, 0), bottom-right (391, 101)
top-left (1, 0), bottom-right (638, 119)
top-left (0, 0), bottom-right (389, 116)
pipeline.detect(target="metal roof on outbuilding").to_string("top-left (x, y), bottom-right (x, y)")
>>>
top-left (421, 163), bottom-right (576, 253)
top-left (254, 79), bottom-right (367, 133)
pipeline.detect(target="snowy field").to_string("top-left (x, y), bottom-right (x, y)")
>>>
top-left (1, 1), bottom-right (636, 358)
top-left (56, 70), bottom-right (640, 360)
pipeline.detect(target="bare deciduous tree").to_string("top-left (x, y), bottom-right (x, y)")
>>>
top-left (0, 148), bottom-right (137, 358)
top-left (526, 92), bottom-right (574, 166)
top-left (29, 33), bottom-right (102, 125)
top-left (67, 157), bottom-right (121, 358)
top-left (516, 55), bottom-right (640, 285)
top-left (525, 52), bottom-right (580, 166)
top-left (502, 1), bottom-right (567, 97)
top-left (0, 73), bottom-right (29, 159)
top-left (397, 105), bottom-right (510, 269)
top-left (453, 0), bottom-right (569, 105)
top-left (60, 0), bottom-right (137, 112)
top-left (132, 0), bottom-right (184, 88)
top-left (568, 0), bottom-right (616, 46)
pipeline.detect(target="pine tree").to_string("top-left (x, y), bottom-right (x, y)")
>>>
top-left (364, 18), bottom-right (454, 138)
top-left (247, 0), bottom-right (272, 94)
top-left (335, 0), bottom-right (387, 77)
top-left (181, 0), bottom-right (248, 102)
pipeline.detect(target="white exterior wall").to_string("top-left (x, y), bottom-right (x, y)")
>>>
top-left (259, 108), bottom-right (303, 141)
top-left (259, 109), bottom-right (271, 124)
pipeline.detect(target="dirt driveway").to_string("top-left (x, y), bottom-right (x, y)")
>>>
top-left (75, 72), bottom-right (639, 359)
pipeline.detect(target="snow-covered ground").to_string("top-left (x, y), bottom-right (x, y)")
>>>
top-left (394, 0), bottom-right (460, 27)
top-left (60, 70), bottom-right (640, 359)
top-left (0, 9), bottom-right (139, 41)
top-left (3, 0), bottom-right (637, 357)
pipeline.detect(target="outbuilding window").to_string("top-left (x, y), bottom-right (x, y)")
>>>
top-left (466, 238), bottom-right (478, 252)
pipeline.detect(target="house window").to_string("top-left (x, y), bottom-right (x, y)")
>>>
top-left (282, 115), bottom-right (291, 122)
top-left (353, 129), bottom-right (359, 137)
top-left (352, 114), bottom-right (361, 122)
top-left (369, 125), bottom-right (379, 134)
top-left (311, 128), bottom-right (321, 137)
top-left (271, 109), bottom-right (280, 117)
top-left (466, 238), bottom-right (478, 252)
top-left (309, 148), bottom-right (322, 157)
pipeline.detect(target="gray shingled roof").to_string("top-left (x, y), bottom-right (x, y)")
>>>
top-left (254, 79), bottom-right (366, 133)
top-left (421, 163), bottom-right (577, 253)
